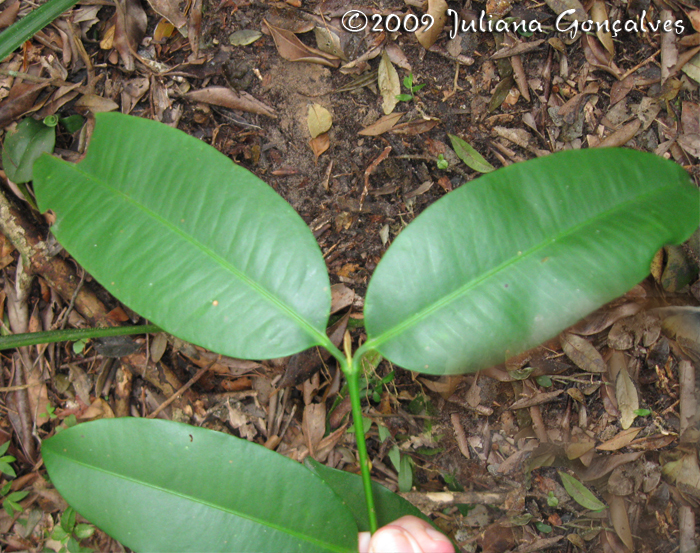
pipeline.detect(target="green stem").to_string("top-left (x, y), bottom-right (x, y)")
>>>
top-left (0, 324), bottom-right (160, 350)
top-left (347, 352), bottom-right (378, 533)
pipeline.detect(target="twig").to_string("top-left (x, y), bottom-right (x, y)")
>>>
top-left (360, 146), bottom-right (391, 210)
top-left (59, 268), bottom-right (85, 329)
top-left (399, 490), bottom-right (508, 508)
top-left (147, 356), bottom-right (220, 419)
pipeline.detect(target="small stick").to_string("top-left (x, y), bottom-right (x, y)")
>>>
top-left (360, 146), bottom-right (392, 210)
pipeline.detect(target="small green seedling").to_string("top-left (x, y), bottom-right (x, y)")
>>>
top-left (396, 73), bottom-right (425, 102)
top-left (26, 113), bottom-right (698, 552)
top-left (49, 506), bottom-right (95, 553)
top-left (1, 482), bottom-right (28, 516)
top-left (436, 154), bottom-right (448, 170)
top-left (0, 441), bottom-right (17, 477)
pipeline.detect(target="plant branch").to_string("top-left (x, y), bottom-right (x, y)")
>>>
top-left (0, 324), bottom-right (160, 351)
top-left (347, 354), bottom-right (378, 533)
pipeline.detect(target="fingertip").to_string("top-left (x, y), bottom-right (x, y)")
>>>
top-left (358, 531), bottom-right (371, 553)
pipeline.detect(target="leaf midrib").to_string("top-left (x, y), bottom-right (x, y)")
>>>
top-left (365, 180), bottom-right (688, 351)
top-left (49, 451), bottom-right (352, 553)
top-left (61, 160), bottom-right (326, 346)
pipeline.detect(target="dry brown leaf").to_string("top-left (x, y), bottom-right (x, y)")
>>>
top-left (358, 113), bottom-right (403, 136)
top-left (113, 0), bottom-right (147, 71)
top-left (330, 283), bottom-right (354, 314)
top-left (145, 0), bottom-right (187, 34)
top-left (416, 0), bottom-right (448, 50)
top-left (597, 427), bottom-right (642, 451)
top-left (608, 495), bottom-right (634, 550)
top-left (545, 0), bottom-right (586, 22)
top-left (578, 451), bottom-right (644, 481)
top-left (561, 333), bottom-right (606, 373)
top-left (660, 10), bottom-right (678, 81)
top-left (390, 119), bottom-right (439, 135)
top-left (263, 19), bottom-right (340, 68)
top-left (491, 39), bottom-right (545, 60)
top-left (420, 375), bottom-right (463, 400)
top-left (309, 132), bottom-right (330, 160)
top-left (75, 94), bottom-right (119, 112)
top-left (615, 363), bottom-right (639, 430)
top-left (302, 403), bottom-right (326, 456)
top-left (581, 34), bottom-right (621, 79)
top-left (609, 75), bottom-right (636, 105)
top-left (307, 103), bottom-right (332, 138)
top-left (378, 49), bottom-right (400, 115)
top-left (596, 120), bottom-right (641, 148)
top-left (510, 389), bottom-right (563, 410)
top-left (565, 440), bottom-right (595, 460)
top-left (571, 303), bottom-right (642, 336)
top-left (185, 87), bottom-right (276, 118)
top-left (591, 0), bottom-right (614, 56)
top-left (0, 0), bottom-right (20, 30)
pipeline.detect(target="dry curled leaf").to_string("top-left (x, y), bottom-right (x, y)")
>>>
top-left (114, 0), bottom-right (147, 71)
top-left (591, 0), bottom-right (614, 56)
top-left (309, 132), bottom-right (330, 160)
top-left (561, 333), bottom-right (606, 373)
top-left (416, 0), bottom-right (448, 50)
top-left (145, 0), bottom-right (187, 35)
top-left (185, 87), bottom-right (276, 118)
top-left (263, 19), bottom-right (340, 68)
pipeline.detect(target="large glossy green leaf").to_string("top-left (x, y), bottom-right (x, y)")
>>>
top-left (364, 149), bottom-right (699, 374)
top-left (42, 419), bottom-right (357, 552)
top-left (33, 113), bottom-right (330, 359)
top-left (304, 457), bottom-right (429, 532)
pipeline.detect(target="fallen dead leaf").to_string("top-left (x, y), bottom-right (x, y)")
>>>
top-left (416, 0), bottom-right (448, 50)
top-left (307, 103), bottom-right (332, 138)
top-left (145, 0), bottom-right (187, 35)
top-left (378, 49), bottom-right (400, 115)
top-left (185, 87), bottom-right (276, 118)
top-left (309, 132), bottom-right (329, 160)
top-left (561, 333), bottom-right (606, 373)
top-left (358, 112), bottom-right (403, 136)
top-left (263, 19), bottom-right (340, 68)
top-left (113, 0), bottom-right (147, 71)
top-left (597, 427), bottom-right (642, 451)
top-left (591, 0), bottom-right (613, 56)
top-left (608, 494), bottom-right (633, 550)
top-left (615, 365), bottom-right (639, 430)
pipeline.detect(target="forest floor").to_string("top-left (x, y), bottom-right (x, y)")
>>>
top-left (0, 0), bottom-right (699, 551)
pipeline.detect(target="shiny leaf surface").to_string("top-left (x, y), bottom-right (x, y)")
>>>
top-left (43, 419), bottom-right (357, 552)
top-left (364, 149), bottom-right (699, 374)
top-left (33, 113), bottom-right (330, 359)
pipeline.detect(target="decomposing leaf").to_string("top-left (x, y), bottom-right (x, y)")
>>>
top-left (663, 449), bottom-right (700, 498)
top-left (185, 87), bottom-right (276, 118)
top-left (416, 0), bottom-right (448, 50)
top-left (488, 76), bottom-right (515, 113)
top-left (390, 119), bottom-right (439, 136)
top-left (378, 50), bottom-right (400, 115)
top-left (570, 303), bottom-right (642, 336)
top-left (608, 495), bottom-right (633, 550)
top-left (596, 120), bottom-right (641, 148)
top-left (144, 0), bottom-right (187, 34)
top-left (313, 26), bottom-right (346, 60)
top-left (75, 94), bottom-right (119, 113)
top-left (448, 134), bottom-right (495, 173)
top-left (330, 284), bottom-right (354, 314)
top-left (114, 0), bottom-right (147, 71)
top-left (309, 132), bottom-right (330, 160)
top-left (307, 103), bottom-right (332, 138)
top-left (597, 427), bottom-right (642, 451)
top-left (615, 363), bottom-right (638, 430)
top-left (591, 0), bottom-right (613, 56)
top-left (358, 113), bottom-right (403, 136)
top-left (229, 29), bottom-right (262, 46)
top-left (0, 0), bottom-right (20, 30)
top-left (545, 0), bottom-right (586, 22)
top-left (560, 333), bottom-right (606, 373)
top-left (558, 471), bottom-right (606, 511)
top-left (263, 19), bottom-right (339, 68)
top-left (302, 403), bottom-right (325, 456)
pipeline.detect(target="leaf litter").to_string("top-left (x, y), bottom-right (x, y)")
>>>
top-left (1, 0), bottom-right (699, 551)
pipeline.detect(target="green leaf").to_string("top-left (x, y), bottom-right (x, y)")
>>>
top-left (0, 0), bottom-right (79, 61)
top-left (42, 419), bottom-right (357, 553)
top-left (634, 408), bottom-right (651, 417)
top-left (73, 523), bottom-right (95, 540)
top-left (0, 460), bottom-right (16, 477)
top-left (59, 115), bottom-right (85, 134)
top-left (0, 441), bottom-right (10, 455)
top-left (61, 507), bottom-right (76, 533)
top-left (33, 113), bottom-right (331, 359)
top-left (558, 471), bottom-right (606, 511)
top-left (447, 134), bottom-right (495, 173)
top-left (395, 93), bottom-right (413, 102)
top-left (2, 117), bottom-right (55, 183)
top-left (363, 149), bottom-right (699, 375)
top-left (398, 454), bottom-right (413, 493)
top-left (304, 457), bottom-right (429, 532)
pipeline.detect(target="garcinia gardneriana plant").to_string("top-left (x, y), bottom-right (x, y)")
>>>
top-left (29, 112), bottom-right (699, 552)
